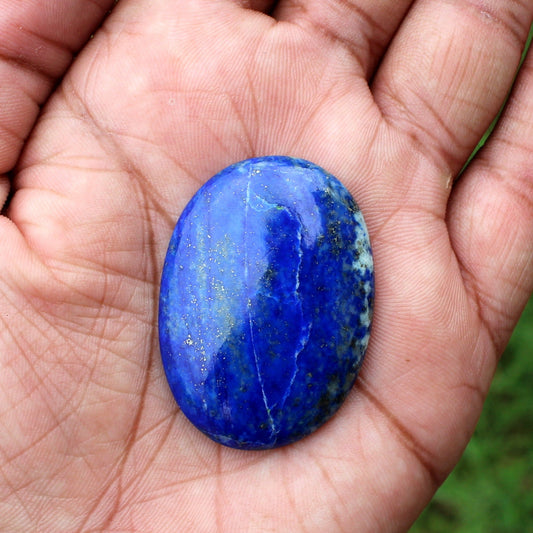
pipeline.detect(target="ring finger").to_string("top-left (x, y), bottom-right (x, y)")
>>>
top-left (373, 1), bottom-right (533, 178)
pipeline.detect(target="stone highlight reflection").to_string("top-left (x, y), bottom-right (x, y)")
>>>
top-left (159, 156), bottom-right (374, 449)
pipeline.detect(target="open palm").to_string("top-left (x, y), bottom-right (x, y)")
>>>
top-left (1, 1), bottom-right (533, 531)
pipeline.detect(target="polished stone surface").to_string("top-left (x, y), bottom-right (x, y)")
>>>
top-left (159, 156), bottom-right (374, 450)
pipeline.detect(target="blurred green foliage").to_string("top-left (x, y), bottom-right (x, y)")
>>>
top-left (411, 298), bottom-right (533, 532)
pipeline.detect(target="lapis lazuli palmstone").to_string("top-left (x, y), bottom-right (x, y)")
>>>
top-left (159, 156), bottom-right (374, 450)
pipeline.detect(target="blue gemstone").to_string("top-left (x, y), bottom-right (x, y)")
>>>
top-left (159, 156), bottom-right (374, 450)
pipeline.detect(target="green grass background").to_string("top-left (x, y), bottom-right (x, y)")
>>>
top-left (410, 25), bottom-right (533, 533)
top-left (410, 299), bottom-right (533, 532)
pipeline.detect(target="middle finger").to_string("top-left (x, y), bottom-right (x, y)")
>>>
top-left (274, 0), bottom-right (416, 77)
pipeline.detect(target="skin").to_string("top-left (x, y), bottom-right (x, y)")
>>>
top-left (1, 0), bottom-right (532, 531)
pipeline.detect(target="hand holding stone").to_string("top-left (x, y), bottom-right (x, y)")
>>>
top-left (1, 1), bottom-right (532, 531)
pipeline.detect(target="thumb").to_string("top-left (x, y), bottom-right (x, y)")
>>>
top-left (0, 0), bottom-right (116, 207)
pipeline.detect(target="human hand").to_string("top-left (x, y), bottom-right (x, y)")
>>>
top-left (1, 1), bottom-right (532, 531)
